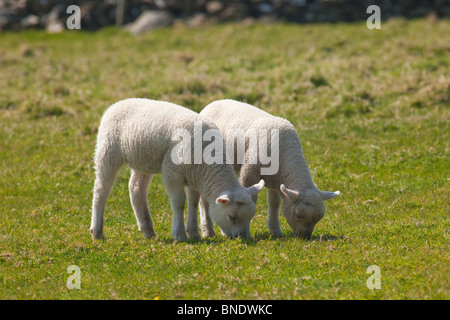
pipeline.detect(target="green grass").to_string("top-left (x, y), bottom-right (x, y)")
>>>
top-left (0, 18), bottom-right (449, 299)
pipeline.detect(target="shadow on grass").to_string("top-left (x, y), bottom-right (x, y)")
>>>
top-left (91, 230), bottom-right (348, 246)
top-left (311, 233), bottom-right (349, 242)
top-left (251, 232), bottom-right (348, 243)
top-left (152, 232), bottom-right (349, 245)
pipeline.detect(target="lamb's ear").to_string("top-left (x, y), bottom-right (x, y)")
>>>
top-left (216, 194), bottom-right (231, 205)
top-left (280, 184), bottom-right (300, 201)
top-left (245, 179), bottom-right (265, 196)
top-left (319, 190), bottom-right (340, 201)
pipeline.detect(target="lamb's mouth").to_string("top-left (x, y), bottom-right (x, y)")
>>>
top-left (296, 231), bottom-right (312, 240)
top-left (229, 230), bottom-right (251, 240)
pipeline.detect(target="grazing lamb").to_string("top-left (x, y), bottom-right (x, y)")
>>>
top-left (199, 99), bottom-right (340, 239)
top-left (90, 98), bottom-right (264, 241)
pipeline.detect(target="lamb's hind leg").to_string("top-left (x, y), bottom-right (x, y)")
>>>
top-left (90, 154), bottom-right (123, 240)
top-left (129, 170), bottom-right (156, 239)
top-left (238, 169), bottom-right (260, 237)
top-left (186, 188), bottom-right (201, 240)
top-left (239, 165), bottom-right (260, 204)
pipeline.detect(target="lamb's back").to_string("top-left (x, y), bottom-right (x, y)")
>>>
top-left (99, 98), bottom-right (203, 173)
top-left (201, 99), bottom-right (296, 136)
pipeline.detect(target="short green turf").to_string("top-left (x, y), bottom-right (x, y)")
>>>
top-left (0, 18), bottom-right (449, 299)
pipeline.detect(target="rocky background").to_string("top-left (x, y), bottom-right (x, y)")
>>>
top-left (1, 0), bottom-right (449, 33)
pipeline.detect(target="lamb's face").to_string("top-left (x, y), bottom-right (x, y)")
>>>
top-left (281, 190), bottom-right (325, 239)
top-left (209, 180), bottom-right (265, 239)
top-left (209, 194), bottom-right (256, 239)
top-left (280, 186), bottom-right (339, 239)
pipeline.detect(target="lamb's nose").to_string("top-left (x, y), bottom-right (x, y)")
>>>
top-left (232, 231), bottom-right (252, 240)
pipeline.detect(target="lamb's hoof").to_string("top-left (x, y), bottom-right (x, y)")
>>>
top-left (268, 228), bottom-right (284, 237)
top-left (187, 231), bottom-right (201, 241)
top-left (173, 232), bottom-right (188, 242)
top-left (140, 227), bottom-right (157, 239)
top-left (90, 229), bottom-right (105, 240)
top-left (201, 227), bottom-right (216, 238)
top-left (142, 232), bottom-right (157, 239)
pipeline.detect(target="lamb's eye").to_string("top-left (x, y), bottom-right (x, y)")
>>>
top-left (228, 214), bottom-right (237, 223)
top-left (236, 201), bottom-right (245, 206)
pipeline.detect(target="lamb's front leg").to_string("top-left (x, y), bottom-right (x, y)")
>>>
top-left (199, 196), bottom-right (215, 238)
top-left (165, 181), bottom-right (188, 241)
top-left (186, 188), bottom-right (201, 240)
top-left (267, 188), bottom-right (283, 237)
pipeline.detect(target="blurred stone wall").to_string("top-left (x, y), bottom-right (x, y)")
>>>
top-left (1, 0), bottom-right (449, 31)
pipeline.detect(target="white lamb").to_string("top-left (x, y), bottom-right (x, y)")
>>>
top-left (199, 99), bottom-right (340, 239)
top-left (90, 98), bottom-right (264, 241)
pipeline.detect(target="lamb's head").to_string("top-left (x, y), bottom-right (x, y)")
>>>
top-left (209, 180), bottom-right (265, 239)
top-left (280, 184), bottom-right (340, 239)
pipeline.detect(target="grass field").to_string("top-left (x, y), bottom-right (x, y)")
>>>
top-left (0, 18), bottom-right (449, 299)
